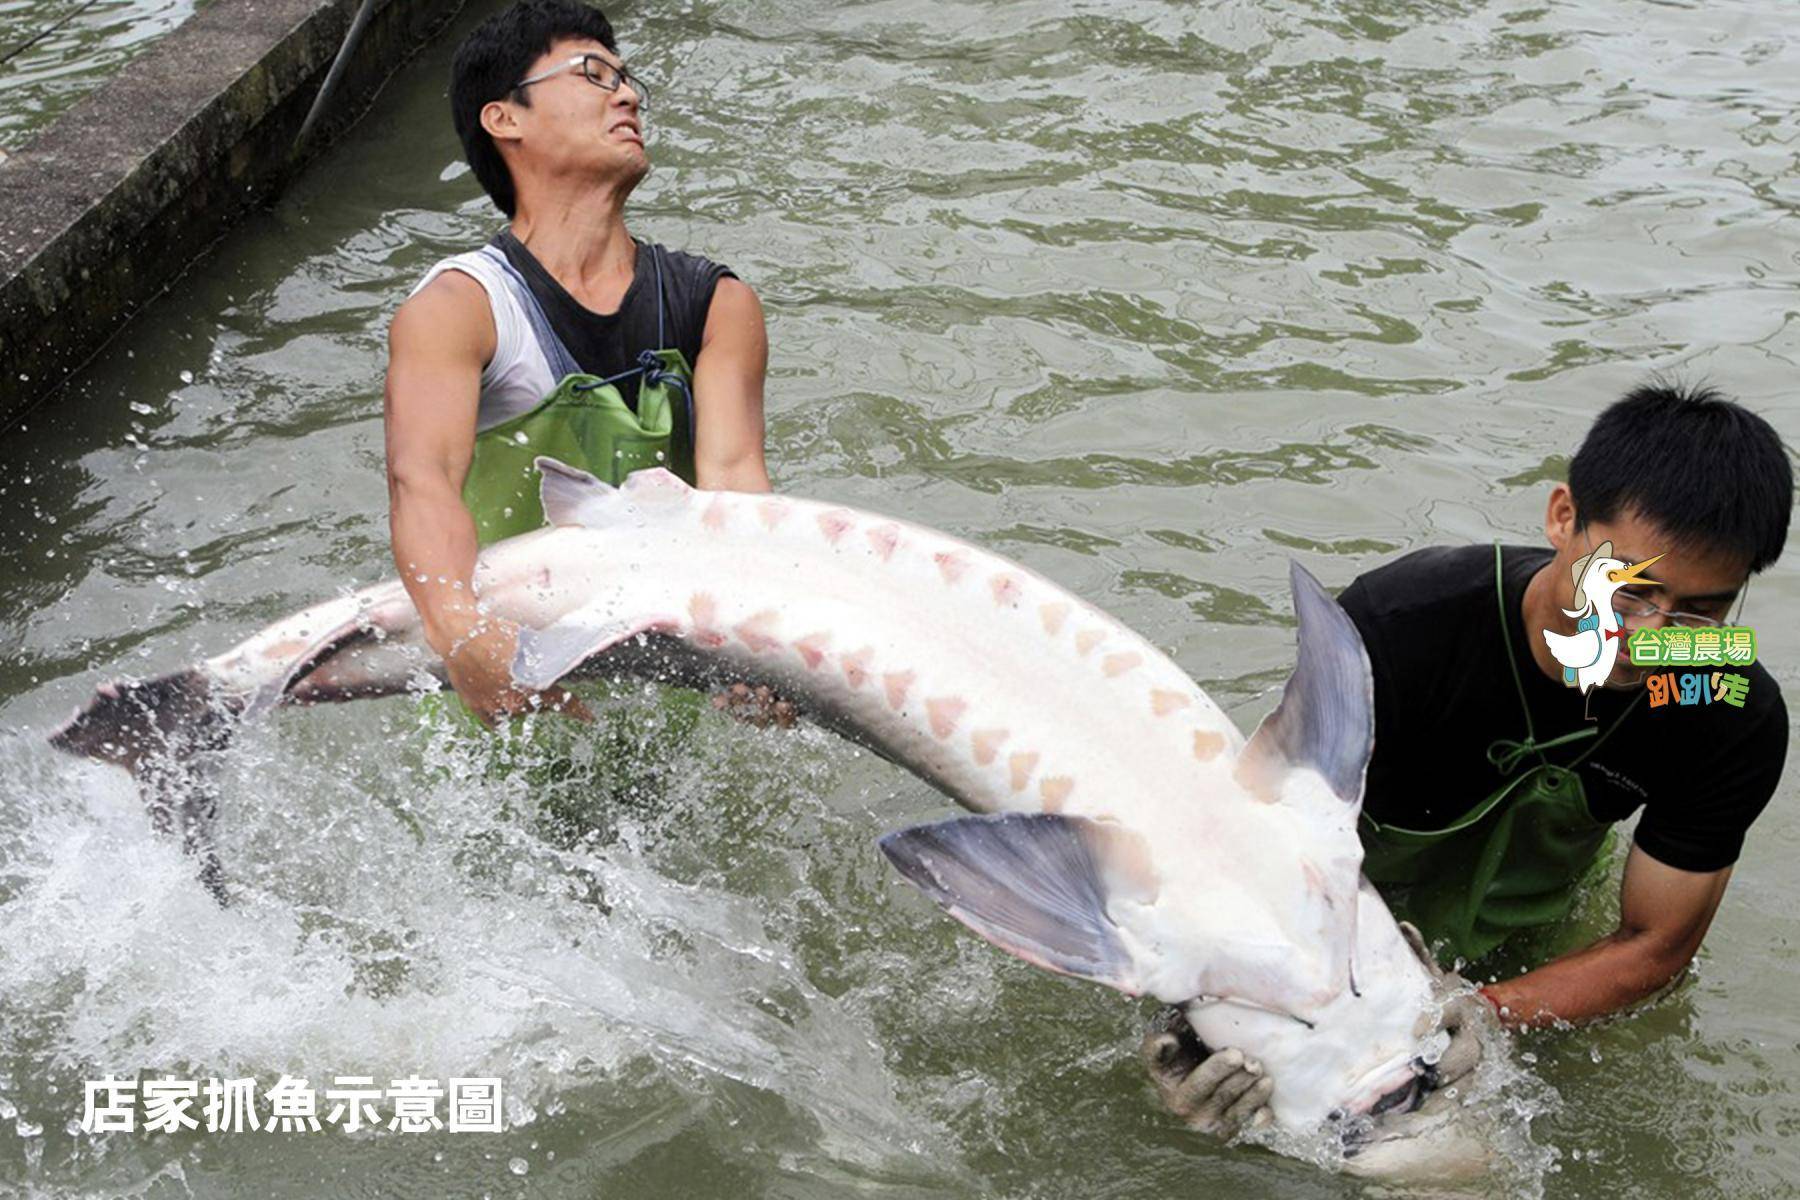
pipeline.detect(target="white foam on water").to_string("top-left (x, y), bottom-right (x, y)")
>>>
top-left (0, 694), bottom-right (966, 1190)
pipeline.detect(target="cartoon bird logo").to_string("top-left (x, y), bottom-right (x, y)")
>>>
top-left (1542, 540), bottom-right (1663, 696)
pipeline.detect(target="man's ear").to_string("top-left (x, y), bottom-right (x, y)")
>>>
top-left (480, 98), bottom-right (522, 144)
top-left (1544, 483), bottom-right (1578, 552)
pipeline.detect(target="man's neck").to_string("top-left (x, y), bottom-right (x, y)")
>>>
top-left (509, 182), bottom-right (636, 306)
top-left (1520, 557), bottom-right (1574, 685)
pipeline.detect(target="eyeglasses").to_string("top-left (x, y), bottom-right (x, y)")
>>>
top-left (1579, 528), bottom-right (1738, 629)
top-left (512, 53), bottom-right (650, 108)
top-left (1613, 590), bottom-right (1725, 629)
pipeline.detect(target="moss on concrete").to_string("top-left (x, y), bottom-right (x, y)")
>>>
top-left (0, 0), bottom-right (462, 424)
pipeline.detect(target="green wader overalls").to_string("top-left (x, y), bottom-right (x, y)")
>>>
top-left (462, 240), bottom-right (698, 542)
top-left (420, 242), bottom-right (706, 811)
top-left (1358, 543), bottom-right (1645, 965)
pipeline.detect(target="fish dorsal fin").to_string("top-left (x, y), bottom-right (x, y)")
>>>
top-left (535, 458), bottom-right (693, 528)
top-left (1239, 562), bottom-right (1374, 809)
top-left (536, 457), bottom-right (616, 527)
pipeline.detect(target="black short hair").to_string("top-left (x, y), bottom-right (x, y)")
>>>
top-left (1568, 380), bottom-right (1793, 573)
top-left (450, 0), bottom-right (618, 217)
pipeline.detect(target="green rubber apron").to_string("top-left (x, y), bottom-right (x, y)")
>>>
top-left (1359, 542), bottom-right (1645, 964)
top-left (420, 242), bottom-right (700, 744)
top-left (461, 241), bottom-right (698, 545)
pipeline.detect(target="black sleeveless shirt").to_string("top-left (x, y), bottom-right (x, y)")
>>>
top-left (491, 229), bottom-right (736, 412)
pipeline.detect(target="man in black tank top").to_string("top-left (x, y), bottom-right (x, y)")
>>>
top-left (383, 1), bottom-right (771, 726)
top-left (491, 228), bottom-right (734, 416)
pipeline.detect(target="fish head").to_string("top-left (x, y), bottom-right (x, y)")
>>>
top-left (1178, 882), bottom-right (1439, 1122)
top-left (882, 561), bottom-right (1492, 1179)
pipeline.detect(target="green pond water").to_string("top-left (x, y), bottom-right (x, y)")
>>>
top-left (0, 0), bottom-right (204, 151)
top-left (1, 0), bottom-right (1797, 1196)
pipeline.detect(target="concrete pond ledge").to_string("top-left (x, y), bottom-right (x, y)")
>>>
top-left (0, 0), bottom-right (463, 425)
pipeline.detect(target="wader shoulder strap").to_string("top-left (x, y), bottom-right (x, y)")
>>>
top-left (478, 244), bottom-right (583, 381)
top-left (573, 245), bottom-right (696, 438)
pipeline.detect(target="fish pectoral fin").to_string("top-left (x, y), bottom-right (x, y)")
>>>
top-left (879, 813), bottom-right (1148, 995)
top-left (512, 609), bottom-right (672, 691)
top-left (1238, 562), bottom-right (1374, 808)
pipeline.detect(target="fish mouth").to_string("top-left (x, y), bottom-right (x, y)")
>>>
top-left (1339, 1054), bottom-right (1428, 1120)
top-left (1335, 1062), bottom-right (1432, 1165)
top-left (1368, 1072), bottom-right (1428, 1118)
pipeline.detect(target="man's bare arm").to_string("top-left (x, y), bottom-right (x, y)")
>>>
top-left (1483, 844), bottom-right (1729, 1027)
top-left (384, 272), bottom-right (585, 725)
top-left (691, 276), bottom-right (771, 493)
top-left (385, 273), bottom-right (489, 655)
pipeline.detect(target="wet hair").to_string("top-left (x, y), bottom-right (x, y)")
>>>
top-left (450, 0), bottom-right (619, 217)
top-left (1568, 380), bottom-right (1793, 573)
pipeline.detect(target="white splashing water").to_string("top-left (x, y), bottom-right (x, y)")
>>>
top-left (0, 687), bottom-right (970, 1192)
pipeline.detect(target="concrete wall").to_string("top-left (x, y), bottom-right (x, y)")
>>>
top-left (0, 0), bottom-right (464, 425)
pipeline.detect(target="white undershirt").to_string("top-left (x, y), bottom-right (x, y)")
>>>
top-left (409, 247), bottom-right (557, 432)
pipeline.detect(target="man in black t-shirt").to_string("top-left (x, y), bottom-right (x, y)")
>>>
top-left (1145, 383), bottom-right (1792, 1139)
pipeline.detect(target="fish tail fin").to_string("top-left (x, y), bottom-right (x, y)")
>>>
top-left (49, 669), bottom-right (237, 904)
top-left (142, 762), bottom-right (230, 907)
top-left (48, 670), bottom-right (239, 777)
top-left (879, 812), bottom-right (1152, 995)
top-left (535, 456), bottom-right (692, 529)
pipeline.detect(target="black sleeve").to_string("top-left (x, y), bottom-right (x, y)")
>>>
top-left (683, 254), bottom-right (737, 364)
top-left (1632, 685), bottom-right (1788, 873)
top-left (1335, 576), bottom-right (1412, 767)
top-left (1338, 578), bottom-right (1396, 701)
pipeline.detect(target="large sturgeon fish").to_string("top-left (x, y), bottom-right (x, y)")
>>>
top-left (50, 459), bottom-right (1486, 1178)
